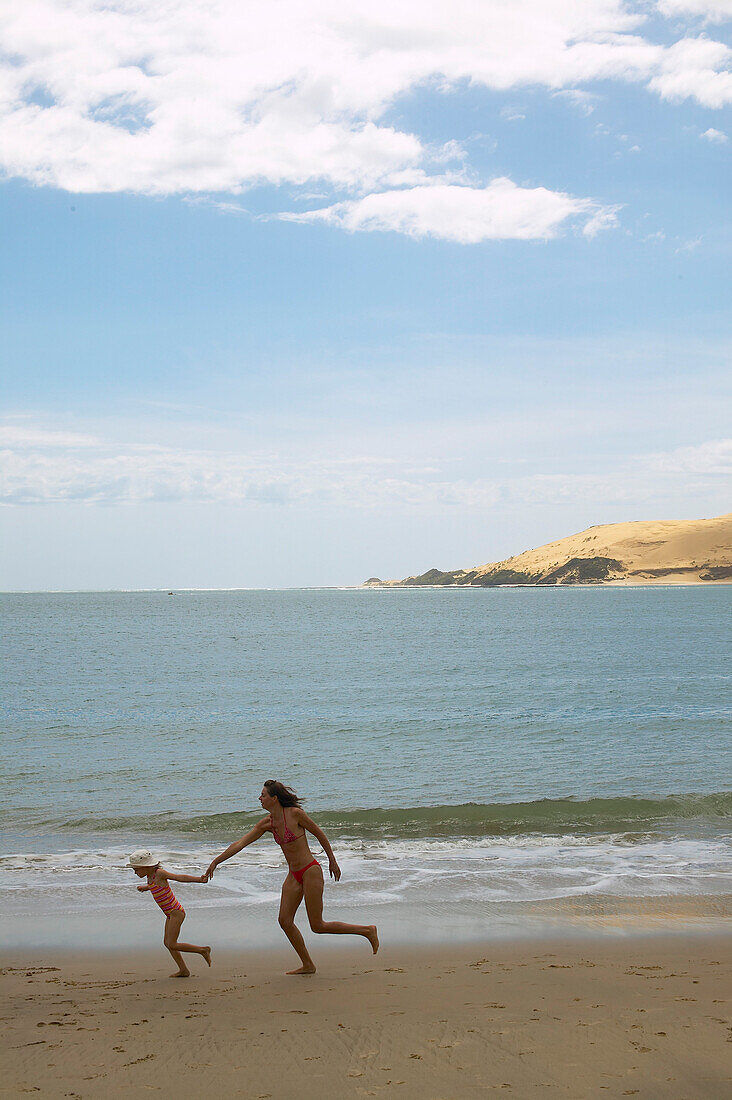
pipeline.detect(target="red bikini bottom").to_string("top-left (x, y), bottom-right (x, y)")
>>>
top-left (292, 859), bottom-right (320, 885)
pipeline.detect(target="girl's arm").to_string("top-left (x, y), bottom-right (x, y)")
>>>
top-left (296, 810), bottom-right (341, 881)
top-left (205, 817), bottom-right (270, 879)
top-left (136, 883), bottom-right (151, 892)
top-left (160, 871), bottom-right (207, 884)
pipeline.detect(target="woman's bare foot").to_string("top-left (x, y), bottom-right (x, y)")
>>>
top-left (202, 947), bottom-right (212, 967)
top-left (367, 926), bottom-right (379, 955)
top-left (171, 970), bottom-right (190, 978)
top-left (286, 964), bottom-right (316, 975)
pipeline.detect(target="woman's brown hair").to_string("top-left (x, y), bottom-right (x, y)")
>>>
top-left (264, 780), bottom-right (302, 807)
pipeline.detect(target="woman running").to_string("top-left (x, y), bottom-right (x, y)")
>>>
top-left (204, 780), bottom-right (378, 974)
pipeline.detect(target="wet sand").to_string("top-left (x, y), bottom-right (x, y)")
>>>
top-left (2, 933), bottom-right (730, 1099)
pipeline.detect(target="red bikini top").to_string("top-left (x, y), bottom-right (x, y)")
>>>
top-left (270, 807), bottom-right (304, 846)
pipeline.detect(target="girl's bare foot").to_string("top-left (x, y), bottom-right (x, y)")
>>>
top-left (367, 926), bottom-right (379, 954)
top-left (171, 970), bottom-right (190, 978)
top-left (286, 965), bottom-right (316, 975)
top-left (202, 947), bottom-right (212, 967)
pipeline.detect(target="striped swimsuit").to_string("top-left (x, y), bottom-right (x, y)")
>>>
top-left (147, 875), bottom-right (184, 916)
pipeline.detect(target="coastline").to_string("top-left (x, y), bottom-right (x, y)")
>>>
top-left (3, 932), bottom-right (729, 1099)
top-left (3, 890), bottom-right (731, 954)
top-left (3, 791), bottom-right (730, 952)
top-left (362, 513), bottom-right (732, 589)
top-left (360, 579), bottom-right (732, 588)
top-left (2, 578), bottom-right (732, 594)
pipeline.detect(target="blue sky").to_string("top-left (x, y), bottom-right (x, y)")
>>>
top-left (0, 1), bottom-right (730, 589)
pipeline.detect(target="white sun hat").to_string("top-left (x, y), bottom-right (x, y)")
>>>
top-left (128, 848), bottom-right (159, 868)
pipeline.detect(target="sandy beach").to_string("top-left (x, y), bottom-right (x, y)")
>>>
top-left (2, 933), bottom-right (729, 1099)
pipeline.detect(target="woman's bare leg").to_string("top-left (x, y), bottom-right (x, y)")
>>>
top-left (303, 867), bottom-right (379, 953)
top-left (278, 875), bottom-right (316, 974)
top-left (163, 913), bottom-right (211, 977)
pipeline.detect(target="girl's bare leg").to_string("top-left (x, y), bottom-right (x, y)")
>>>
top-left (163, 913), bottom-right (211, 977)
top-left (278, 876), bottom-right (316, 974)
top-left (303, 867), bottom-right (379, 953)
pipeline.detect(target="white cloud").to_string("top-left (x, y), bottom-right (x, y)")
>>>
top-left (649, 37), bottom-right (732, 106)
top-left (675, 235), bottom-right (703, 251)
top-left (646, 437), bottom-right (732, 474)
top-left (280, 179), bottom-right (618, 242)
top-left (657, 1), bottom-right (732, 21)
top-left (0, 0), bottom-right (729, 213)
top-left (582, 204), bottom-right (623, 237)
top-left (0, 426), bottom-right (101, 448)
top-left (2, 422), bottom-right (729, 510)
top-left (184, 197), bottom-right (251, 215)
top-left (701, 125), bottom-right (729, 141)
top-left (0, 435), bottom-right (496, 507)
top-left (553, 89), bottom-right (599, 115)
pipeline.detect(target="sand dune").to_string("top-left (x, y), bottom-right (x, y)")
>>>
top-left (366, 512), bottom-right (732, 587)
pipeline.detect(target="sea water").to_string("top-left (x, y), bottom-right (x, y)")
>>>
top-left (1, 587), bottom-right (730, 948)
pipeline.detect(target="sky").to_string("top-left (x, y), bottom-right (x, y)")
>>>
top-left (0, 0), bottom-right (730, 590)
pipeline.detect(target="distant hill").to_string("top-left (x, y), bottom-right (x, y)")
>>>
top-left (364, 513), bottom-right (732, 587)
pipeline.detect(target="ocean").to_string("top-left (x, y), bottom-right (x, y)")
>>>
top-left (1, 587), bottom-right (730, 948)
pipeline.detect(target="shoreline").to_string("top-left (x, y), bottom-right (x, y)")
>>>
top-left (4, 818), bottom-right (730, 952)
top-left (3, 932), bottom-right (729, 1098)
top-left (2, 906), bottom-right (731, 959)
top-left (3, 579), bottom-right (732, 593)
top-left (360, 579), bottom-right (732, 589)
top-left (3, 892), bottom-right (730, 954)
top-left (3, 924), bottom-right (730, 966)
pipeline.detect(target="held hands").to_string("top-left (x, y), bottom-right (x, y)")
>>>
top-left (329, 859), bottom-right (341, 882)
top-left (204, 861), bottom-right (218, 881)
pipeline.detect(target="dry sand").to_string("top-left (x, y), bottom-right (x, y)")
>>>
top-left (2, 934), bottom-right (730, 1099)
top-left (480, 512), bottom-right (732, 585)
top-left (374, 512), bottom-right (732, 586)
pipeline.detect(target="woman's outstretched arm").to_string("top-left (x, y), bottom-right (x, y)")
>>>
top-left (205, 817), bottom-right (270, 879)
top-left (296, 810), bottom-right (341, 881)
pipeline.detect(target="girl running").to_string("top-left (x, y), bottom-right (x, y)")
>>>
top-left (129, 849), bottom-right (212, 977)
top-left (204, 781), bottom-right (378, 974)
